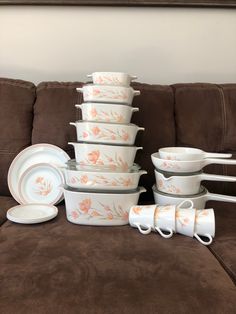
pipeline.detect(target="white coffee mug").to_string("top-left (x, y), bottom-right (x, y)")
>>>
top-left (129, 205), bottom-right (157, 234)
top-left (194, 209), bottom-right (215, 245)
top-left (176, 207), bottom-right (196, 237)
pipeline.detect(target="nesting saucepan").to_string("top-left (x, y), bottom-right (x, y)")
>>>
top-left (155, 169), bottom-right (236, 195)
top-left (153, 185), bottom-right (236, 208)
top-left (76, 85), bottom-right (140, 105)
top-left (151, 153), bottom-right (236, 173)
top-left (61, 162), bottom-right (147, 191)
top-left (70, 121), bottom-right (144, 146)
top-left (159, 147), bottom-right (232, 161)
top-left (68, 142), bottom-right (142, 171)
top-left (75, 103), bottom-right (139, 124)
top-left (87, 72), bottom-right (137, 87)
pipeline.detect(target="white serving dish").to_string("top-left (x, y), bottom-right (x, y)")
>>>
top-left (87, 72), bottom-right (137, 87)
top-left (151, 152), bottom-right (236, 173)
top-left (19, 163), bottom-right (64, 205)
top-left (7, 143), bottom-right (70, 203)
top-left (153, 185), bottom-right (236, 208)
top-left (155, 169), bottom-right (236, 195)
top-left (61, 164), bottom-right (147, 191)
top-left (70, 121), bottom-right (144, 145)
top-left (68, 142), bottom-right (142, 171)
top-left (63, 186), bottom-right (146, 226)
top-left (159, 147), bottom-right (232, 161)
top-left (75, 103), bottom-right (139, 124)
top-left (7, 204), bottom-right (58, 224)
top-left (76, 85), bottom-right (140, 105)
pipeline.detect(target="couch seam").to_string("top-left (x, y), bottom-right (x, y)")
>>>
top-left (208, 246), bottom-right (236, 286)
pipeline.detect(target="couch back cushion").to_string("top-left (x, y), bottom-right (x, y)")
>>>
top-left (173, 83), bottom-right (236, 196)
top-left (0, 78), bottom-right (35, 196)
top-left (32, 82), bottom-right (83, 158)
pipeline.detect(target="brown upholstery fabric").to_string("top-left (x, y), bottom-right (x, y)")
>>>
top-left (131, 82), bottom-right (176, 201)
top-left (0, 78), bottom-right (35, 196)
top-left (0, 206), bottom-right (236, 314)
top-left (0, 196), bottom-right (18, 226)
top-left (207, 201), bottom-right (236, 284)
top-left (32, 82), bottom-right (83, 158)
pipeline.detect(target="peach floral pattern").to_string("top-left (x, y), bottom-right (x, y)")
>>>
top-left (34, 176), bottom-right (52, 196)
top-left (78, 125), bottom-right (130, 143)
top-left (84, 108), bottom-right (125, 123)
top-left (176, 210), bottom-right (190, 227)
top-left (157, 179), bottom-right (181, 194)
top-left (94, 75), bottom-right (122, 86)
top-left (69, 174), bottom-right (134, 188)
top-left (84, 88), bottom-right (129, 101)
top-left (132, 206), bottom-right (142, 215)
top-left (79, 151), bottom-right (129, 171)
top-left (68, 198), bottom-right (129, 222)
top-left (155, 205), bottom-right (172, 221)
top-left (160, 161), bottom-right (181, 171)
top-left (195, 210), bottom-right (209, 224)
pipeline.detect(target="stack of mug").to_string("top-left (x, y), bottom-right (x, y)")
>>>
top-left (62, 72), bottom-right (147, 226)
top-left (129, 201), bottom-right (215, 246)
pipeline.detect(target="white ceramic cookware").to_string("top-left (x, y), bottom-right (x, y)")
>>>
top-left (155, 169), bottom-right (236, 195)
top-left (70, 121), bottom-right (144, 145)
top-left (75, 103), bottom-right (139, 124)
top-left (87, 72), bottom-right (137, 87)
top-left (63, 186), bottom-right (146, 226)
top-left (153, 185), bottom-right (236, 208)
top-left (151, 153), bottom-right (236, 173)
top-left (68, 142), bottom-right (142, 171)
top-left (61, 164), bottom-right (147, 191)
top-left (159, 147), bottom-right (232, 161)
top-left (76, 85), bottom-right (140, 105)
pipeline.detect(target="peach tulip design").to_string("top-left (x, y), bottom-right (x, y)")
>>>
top-left (34, 176), bottom-right (52, 196)
top-left (88, 150), bottom-right (100, 164)
top-left (79, 198), bottom-right (91, 214)
top-left (92, 126), bottom-right (101, 136)
top-left (90, 108), bottom-right (98, 118)
top-left (176, 210), bottom-right (190, 227)
top-left (132, 206), bottom-right (142, 215)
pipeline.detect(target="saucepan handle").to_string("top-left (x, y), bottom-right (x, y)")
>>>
top-left (200, 173), bottom-right (236, 182)
top-left (202, 158), bottom-right (236, 167)
top-left (206, 192), bottom-right (236, 203)
top-left (204, 152), bottom-right (232, 159)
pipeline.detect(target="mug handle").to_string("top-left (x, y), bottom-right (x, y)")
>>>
top-left (134, 223), bottom-right (152, 235)
top-left (178, 200), bottom-right (194, 209)
top-left (194, 233), bottom-right (213, 246)
top-left (155, 227), bottom-right (173, 239)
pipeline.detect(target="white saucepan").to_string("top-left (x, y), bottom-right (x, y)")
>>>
top-left (155, 169), bottom-right (236, 195)
top-left (87, 72), bottom-right (137, 87)
top-left (76, 85), bottom-right (140, 105)
top-left (70, 121), bottom-right (144, 146)
top-left (159, 147), bottom-right (232, 161)
top-left (75, 103), bottom-right (139, 124)
top-left (153, 185), bottom-right (236, 208)
top-left (63, 186), bottom-right (146, 226)
top-left (151, 153), bottom-right (236, 173)
top-left (68, 142), bottom-right (143, 171)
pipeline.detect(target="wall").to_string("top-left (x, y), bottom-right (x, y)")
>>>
top-left (0, 5), bottom-right (236, 85)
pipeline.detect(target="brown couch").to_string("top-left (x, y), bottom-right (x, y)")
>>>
top-left (0, 78), bottom-right (235, 313)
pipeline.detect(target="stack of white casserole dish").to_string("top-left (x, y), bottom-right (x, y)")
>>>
top-left (63, 72), bottom-right (147, 226)
top-left (151, 147), bottom-right (236, 207)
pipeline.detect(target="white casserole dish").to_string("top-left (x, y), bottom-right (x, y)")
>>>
top-left (75, 103), bottom-right (139, 124)
top-left (61, 164), bottom-right (147, 191)
top-left (70, 121), bottom-right (144, 145)
top-left (87, 72), bottom-right (137, 87)
top-left (68, 142), bottom-right (143, 171)
top-left (63, 186), bottom-right (146, 226)
top-left (76, 85), bottom-right (140, 105)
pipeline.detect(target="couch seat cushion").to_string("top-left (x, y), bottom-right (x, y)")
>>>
top-left (0, 206), bottom-right (235, 314)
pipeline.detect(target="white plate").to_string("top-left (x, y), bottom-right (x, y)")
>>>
top-left (19, 163), bottom-right (64, 205)
top-left (7, 204), bottom-right (58, 224)
top-left (8, 143), bottom-right (70, 203)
